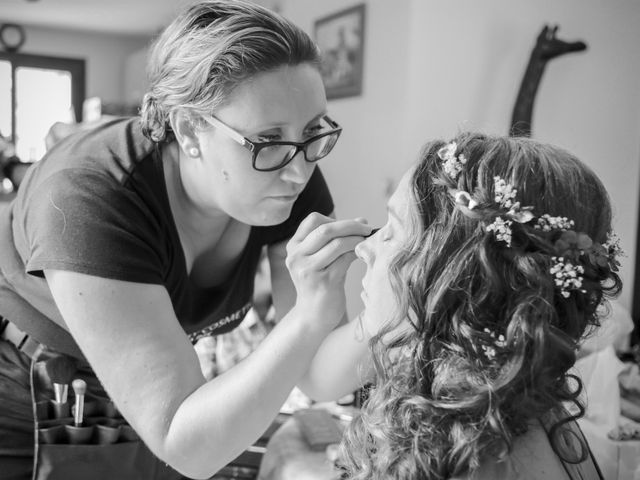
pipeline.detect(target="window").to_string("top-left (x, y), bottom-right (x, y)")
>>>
top-left (0, 52), bottom-right (85, 162)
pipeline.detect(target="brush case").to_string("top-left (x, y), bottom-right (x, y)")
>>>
top-left (30, 346), bottom-right (183, 480)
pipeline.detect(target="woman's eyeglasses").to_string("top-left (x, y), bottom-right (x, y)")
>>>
top-left (203, 114), bottom-right (342, 172)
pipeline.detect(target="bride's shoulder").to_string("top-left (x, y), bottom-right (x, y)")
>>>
top-left (449, 423), bottom-right (569, 480)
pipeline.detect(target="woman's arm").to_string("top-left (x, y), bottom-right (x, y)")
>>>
top-left (267, 210), bottom-right (374, 402)
top-left (44, 214), bottom-right (369, 479)
top-left (267, 238), bottom-right (298, 323)
top-left (267, 209), bottom-right (342, 323)
top-left (45, 272), bottom-right (336, 479)
top-left (297, 316), bottom-right (373, 401)
top-left (268, 240), bottom-right (372, 401)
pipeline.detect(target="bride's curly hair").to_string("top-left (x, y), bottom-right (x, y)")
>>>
top-left (340, 132), bottom-right (622, 479)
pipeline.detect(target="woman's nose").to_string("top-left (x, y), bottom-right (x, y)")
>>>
top-left (279, 151), bottom-right (312, 184)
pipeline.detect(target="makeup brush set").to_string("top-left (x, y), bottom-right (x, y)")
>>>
top-left (34, 354), bottom-right (138, 447)
top-left (28, 349), bottom-right (185, 479)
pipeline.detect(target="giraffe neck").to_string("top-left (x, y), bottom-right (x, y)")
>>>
top-left (511, 54), bottom-right (547, 137)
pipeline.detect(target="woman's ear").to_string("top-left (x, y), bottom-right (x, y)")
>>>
top-left (170, 108), bottom-right (202, 158)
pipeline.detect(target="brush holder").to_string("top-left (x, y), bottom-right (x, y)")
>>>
top-left (38, 418), bottom-right (73, 445)
top-left (31, 348), bottom-right (173, 479)
top-left (65, 424), bottom-right (94, 445)
top-left (83, 417), bottom-right (122, 445)
top-left (95, 423), bottom-right (121, 445)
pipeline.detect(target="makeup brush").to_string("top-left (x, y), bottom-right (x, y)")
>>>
top-left (72, 378), bottom-right (87, 427)
top-left (44, 356), bottom-right (76, 404)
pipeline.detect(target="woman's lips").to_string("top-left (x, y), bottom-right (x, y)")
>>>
top-left (269, 192), bottom-right (300, 202)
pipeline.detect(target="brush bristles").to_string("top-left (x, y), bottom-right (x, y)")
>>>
top-left (44, 356), bottom-right (76, 385)
top-left (72, 378), bottom-right (87, 396)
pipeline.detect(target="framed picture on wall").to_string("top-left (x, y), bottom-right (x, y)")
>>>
top-left (314, 4), bottom-right (366, 100)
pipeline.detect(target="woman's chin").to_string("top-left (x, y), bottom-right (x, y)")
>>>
top-left (241, 204), bottom-right (294, 226)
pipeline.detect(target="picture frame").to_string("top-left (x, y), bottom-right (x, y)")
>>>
top-left (314, 4), bottom-right (366, 100)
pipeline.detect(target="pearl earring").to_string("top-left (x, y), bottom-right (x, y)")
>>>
top-left (188, 147), bottom-right (200, 157)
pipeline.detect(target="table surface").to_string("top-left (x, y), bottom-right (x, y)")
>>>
top-left (258, 408), bottom-right (349, 480)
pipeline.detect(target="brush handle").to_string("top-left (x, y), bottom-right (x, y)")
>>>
top-left (73, 394), bottom-right (84, 427)
top-left (72, 379), bottom-right (87, 427)
top-left (53, 383), bottom-right (68, 404)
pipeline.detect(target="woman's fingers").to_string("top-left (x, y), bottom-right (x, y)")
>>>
top-left (286, 215), bottom-right (371, 298)
top-left (301, 235), bottom-right (363, 272)
top-left (289, 215), bottom-right (373, 257)
top-left (289, 212), bottom-right (335, 243)
top-left (286, 219), bottom-right (371, 276)
top-left (285, 215), bottom-right (370, 329)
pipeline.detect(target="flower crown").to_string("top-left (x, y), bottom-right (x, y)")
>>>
top-left (437, 141), bottom-right (623, 302)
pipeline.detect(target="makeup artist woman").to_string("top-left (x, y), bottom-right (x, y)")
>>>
top-left (0, 2), bottom-right (370, 479)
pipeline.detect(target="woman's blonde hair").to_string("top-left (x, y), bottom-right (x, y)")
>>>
top-left (139, 0), bottom-right (320, 142)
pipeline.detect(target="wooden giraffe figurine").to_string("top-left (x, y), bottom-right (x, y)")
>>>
top-left (510, 25), bottom-right (587, 137)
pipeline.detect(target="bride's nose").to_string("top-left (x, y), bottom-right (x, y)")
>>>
top-left (355, 228), bottom-right (379, 263)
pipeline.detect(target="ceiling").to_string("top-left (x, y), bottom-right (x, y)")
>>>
top-left (0, 0), bottom-right (280, 36)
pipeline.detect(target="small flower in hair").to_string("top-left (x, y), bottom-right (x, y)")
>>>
top-left (550, 256), bottom-right (586, 298)
top-left (493, 176), bottom-right (518, 209)
top-left (486, 216), bottom-right (513, 246)
top-left (494, 177), bottom-right (535, 221)
top-left (603, 232), bottom-right (624, 268)
top-left (534, 214), bottom-right (575, 232)
top-left (585, 231), bottom-right (624, 272)
top-left (604, 232), bottom-right (622, 253)
top-left (483, 177), bottom-right (534, 246)
top-left (438, 142), bottom-right (467, 180)
top-left (481, 328), bottom-right (506, 360)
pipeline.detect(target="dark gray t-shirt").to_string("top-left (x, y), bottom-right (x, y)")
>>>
top-left (0, 117), bottom-right (333, 357)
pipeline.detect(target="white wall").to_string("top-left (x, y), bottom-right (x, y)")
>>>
top-left (279, 0), bottom-right (640, 317)
top-left (18, 25), bottom-right (151, 106)
top-left (124, 46), bottom-right (152, 105)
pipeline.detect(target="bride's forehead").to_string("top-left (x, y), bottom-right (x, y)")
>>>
top-left (388, 167), bottom-right (416, 210)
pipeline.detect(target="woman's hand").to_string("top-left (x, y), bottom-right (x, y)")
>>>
top-left (286, 213), bottom-right (372, 331)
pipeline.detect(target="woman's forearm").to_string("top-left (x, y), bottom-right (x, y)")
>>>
top-left (297, 316), bottom-right (372, 402)
top-left (163, 304), bottom-right (334, 479)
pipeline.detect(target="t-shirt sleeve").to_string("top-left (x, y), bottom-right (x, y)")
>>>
top-left (22, 169), bottom-right (167, 284)
top-left (257, 167), bottom-right (334, 245)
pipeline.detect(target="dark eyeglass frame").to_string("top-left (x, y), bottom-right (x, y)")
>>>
top-left (203, 114), bottom-right (342, 172)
